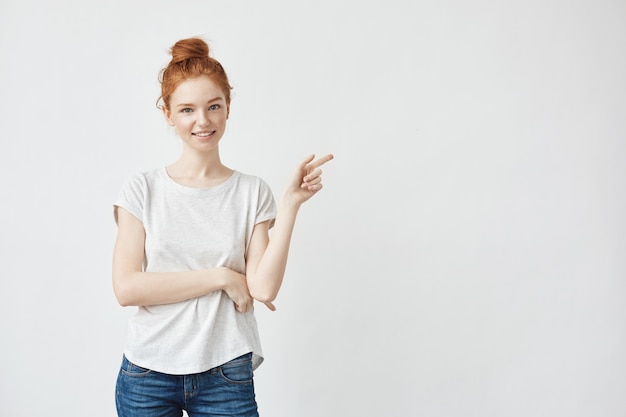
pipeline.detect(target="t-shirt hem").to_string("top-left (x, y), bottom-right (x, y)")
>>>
top-left (123, 348), bottom-right (265, 375)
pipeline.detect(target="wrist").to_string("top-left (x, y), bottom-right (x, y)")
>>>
top-left (213, 267), bottom-right (229, 291)
top-left (279, 193), bottom-right (302, 211)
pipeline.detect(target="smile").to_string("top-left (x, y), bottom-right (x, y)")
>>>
top-left (193, 131), bottom-right (215, 137)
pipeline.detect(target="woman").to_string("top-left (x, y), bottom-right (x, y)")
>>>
top-left (112, 37), bottom-right (333, 417)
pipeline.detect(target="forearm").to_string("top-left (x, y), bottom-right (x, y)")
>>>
top-left (113, 268), bottom-right (227, 307)
top-left (247, 199), bottom-right (300, 303)
top-left (246, 153), bottom-right (333, 305)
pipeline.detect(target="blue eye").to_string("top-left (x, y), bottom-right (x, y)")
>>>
top-left (181, 108), bottom-right (193, 113)
top-left (209, 104), bottom-right (221, 111)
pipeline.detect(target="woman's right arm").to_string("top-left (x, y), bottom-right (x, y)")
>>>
top-left (112, 207), bottom-right (253, 311)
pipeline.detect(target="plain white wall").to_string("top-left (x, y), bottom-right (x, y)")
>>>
top-left (1, 0), bottom-right (625, 416)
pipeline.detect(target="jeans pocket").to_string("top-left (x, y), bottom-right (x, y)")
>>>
top-left (120, 356), bottom-right (153, 377)
top-left (219, 353), bottom-right (253, 384)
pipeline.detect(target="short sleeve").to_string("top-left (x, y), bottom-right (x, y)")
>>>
top-left (113, 173), bottom-right (146, 224)
top-left (255, 179), bottom-right (276, 228)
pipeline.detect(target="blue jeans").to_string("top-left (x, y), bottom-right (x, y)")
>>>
top-left (115, 353), bottom-right (259, 417)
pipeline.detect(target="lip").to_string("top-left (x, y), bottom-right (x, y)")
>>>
top-left (192, 130), bottom-right (216, 139)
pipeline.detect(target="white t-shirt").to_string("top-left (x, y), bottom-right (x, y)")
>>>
top-left (114, 167), bottom-right (276, 375)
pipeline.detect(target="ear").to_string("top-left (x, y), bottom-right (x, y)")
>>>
top-left (162, 106), bottom-right (175, 126)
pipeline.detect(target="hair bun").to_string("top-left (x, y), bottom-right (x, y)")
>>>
top-left (159, 37), bottom-right (232, 110)
top-left (170, 38), bottom-right (210, 64)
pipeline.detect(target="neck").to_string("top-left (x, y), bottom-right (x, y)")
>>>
top-left (167, 148), bottom-right (232, 185)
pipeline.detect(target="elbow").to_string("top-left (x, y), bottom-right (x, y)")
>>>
top-left (114, 287), bottom-right (133, 307)
top-left (116, 297), bottom-right (133, 308)
top-left (246, 269), bottom-right (283, 304)
top-left (249, 287), bottom-right (278, 304)
top-left (113, 276), bottom-right (137, 307)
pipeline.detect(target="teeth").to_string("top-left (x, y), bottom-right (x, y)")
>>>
top-left (195, 132), bottom-right (211, 137)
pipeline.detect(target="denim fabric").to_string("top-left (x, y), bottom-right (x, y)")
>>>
top-left (115, 353), bottom-right (259, 417)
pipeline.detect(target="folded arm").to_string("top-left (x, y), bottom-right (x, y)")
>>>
top-left (112, 207), bottom-right (253, 311)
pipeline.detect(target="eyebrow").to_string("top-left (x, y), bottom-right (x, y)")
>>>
top-left (175, 97), bottom-right (224, 108)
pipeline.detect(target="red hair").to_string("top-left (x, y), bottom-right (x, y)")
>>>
top-left (158, 38), bottom-right (232, 110)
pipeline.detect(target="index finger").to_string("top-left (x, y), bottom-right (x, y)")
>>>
top-left (307, 154), bottom-right (334, 170)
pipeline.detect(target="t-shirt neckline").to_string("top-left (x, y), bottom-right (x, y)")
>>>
top-left (160, 166), bottom-right (239, 195)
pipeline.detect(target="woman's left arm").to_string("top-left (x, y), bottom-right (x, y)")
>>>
top-left (246, 154), bottom-right (334, 310)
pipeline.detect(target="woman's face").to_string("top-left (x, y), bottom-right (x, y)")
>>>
top-left (162, 76), bottom-right (229, 154)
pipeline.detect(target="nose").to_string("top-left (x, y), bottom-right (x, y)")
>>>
top-left (196, 109), bottom-right (211, 126)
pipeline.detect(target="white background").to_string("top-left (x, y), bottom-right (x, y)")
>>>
top-left (1, 1), bottom-right (625, 416)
